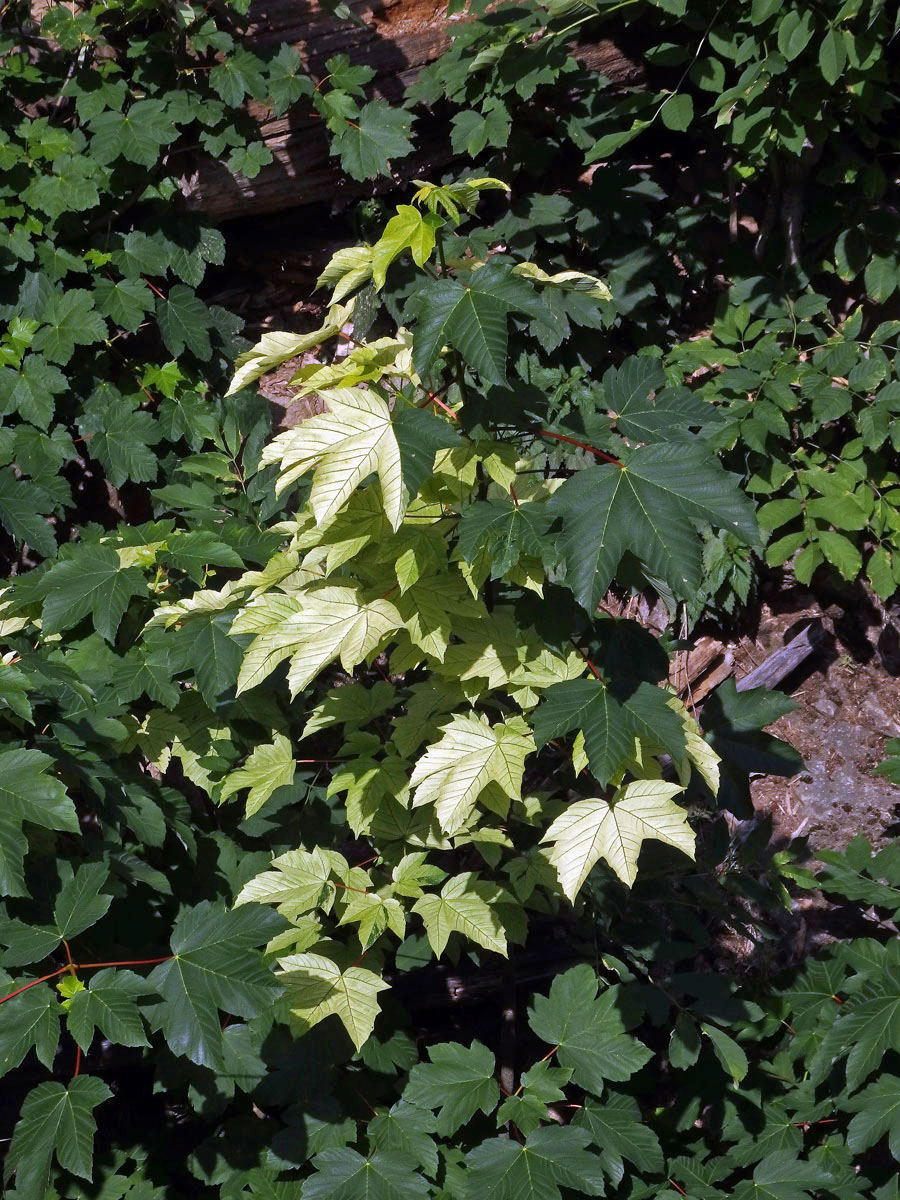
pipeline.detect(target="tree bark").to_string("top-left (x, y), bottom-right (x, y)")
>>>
top-left (178, 0), bottom-right (641, 221)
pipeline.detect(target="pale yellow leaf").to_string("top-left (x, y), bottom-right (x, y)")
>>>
top-left (410, 712), bottom-right (534, 835)
top-left (260, 387), bottom-right (405, 530)
top-left (219, 733), bottom-right (296, 817)
top-left (542, 779), bottom-right (695, 898)
top-left (412, 872), bottom-right (508, 957)
top-left (277, 952), bottom-right (390, 1049)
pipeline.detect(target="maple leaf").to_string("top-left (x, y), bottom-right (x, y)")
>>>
top-left (532, 676), bottom-right (688, 788)
top-left (88, 98), bottom-right (176, 165)
top-left (4, 1077), bottom-right (112, 1196)
top-left (465, 1126), bottom-right (605, 1200)
top-left (155, 284), bottom-right (214, 360)
top-left (547, 441), bottom-right (758, 611)
top-left (302, 680), bottom-right (396, 739)
top-left (219, 733), bottom-right (297, 817)
top-left (332, 101), bottom-right (414, 182)
top-left (410, 263), bottom-right (550, 384)
top-left (0, 470), bottom-right (57, 558)
top-left (236, 585), bottom-right (402, 697)
top-left (372, 204), bottom-right (441, 289)
top-left (32, 289), bottom-right (107, 364)
top-left (146, 901), bottom-right (281, 1070)
top-left (542, 780), bottom-right (695, 896)
top-left (39, 545), bottom-right (148, 642)
top-left (65, 969), bottom-right (149, 1052)
top-left (496, 1061), bottom-right (572, 1136)
top-left (0, 862), bottom-right (111, 967)
top-left (261, 387), bottom-right (406, 529)
top-left (316, 245), bottom-right (375, 305)
top-left (412, 872), bottom-right (508, 957)
top-left (338, 889), bottom-right (406, 951)
top-left (729, 1150), bottom-right (831, 1200)
top-left (574, 1093), bottom-right (663, 1183)
top-left (846, 1074), bottom-right (900, 1161)
top-left (0, 747), bottom-right (78, 899)
top-left (457, 497), bottom-right (554, 578)
top-left (77, 392), bottom-right (161, 486)
top-left (573, 355), bottom-right (715, 445)
top-left (0, 984), bottom-right (60, 1078)
top-left (369, 1101), bottom-right (439, 1177)
top-left (410, 713), bottom-right (534, 834)
top-left (227, 316), bottom-right (347, 396)
top-left (724, 1102), bottom-right (803, 1169)
top-left (234, 846), bottom-right (344, 921)
top-left (404, 1040), bottom-right (499, 1136)
top-left (276, 951), bottom-right (390, 1050)
top-left (809, 968), bottom-right (900, 1091)
top-left (528, 964), bottom-right (653, 1092)
top-left (303, 1147), bottom-right (424, 1200)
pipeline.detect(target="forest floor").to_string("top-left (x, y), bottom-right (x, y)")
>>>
top-left (699, 578), bottom-right (900, 854)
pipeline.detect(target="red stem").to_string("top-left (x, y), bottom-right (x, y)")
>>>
top-left (73, 1044), bottom-right (82, 1077)
top-left (75, 956), bottom-right (172, 969)
top-left (571, 640), bottom-right (604, 681)
top-left (0, 955), bottom-right (173, 1007)
top-left (0, 967), bottom-right (68, 1005)
top-left (538, 428), bottom-right (621, 466)
top-left (419, 390), bottom-right (459, 420)
top-left (142, 276), bottom-right (167, 300)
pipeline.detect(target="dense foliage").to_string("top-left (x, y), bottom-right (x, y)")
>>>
top-left (2, 0), bottom-right (899, 1197)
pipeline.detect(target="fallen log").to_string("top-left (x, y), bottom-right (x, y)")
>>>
top-left (178, 0), bottom-right (642, 220)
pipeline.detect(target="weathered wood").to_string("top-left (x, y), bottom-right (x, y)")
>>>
top-left (736, 622), bottom-right (825, 692)
top-left (178, 0), bottom-right (642, 220)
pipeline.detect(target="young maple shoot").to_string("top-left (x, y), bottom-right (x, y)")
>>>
top-left (213, 177), bottom-right (759, 1052)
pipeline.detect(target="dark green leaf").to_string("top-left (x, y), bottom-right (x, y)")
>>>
top-left (54, 863), bottom-right (112, 940)
top-left (156, 285), bottom-right (214, 360)
top-left (93, 277), bottom-right (153, 332)
top-left (0, 468), bottom-right (56, 557)
top-left (89, 99), bottom-right (177, 166)
top-left (528, 965), bottom-right (652, 1093)
top-left (0, 748), bottom-right (78, 899)
top-left (547, 442), bottom-right (758, 612)
top-left (532, 676), bottom-right (687, 788)
top-left (78, 393), bottom-right (161, 487)
top-left (303, 1148), bottom-right (424, 1200)
top-left (33, 290), bottom-right (107, 365)
top-left (465, 1125), bottom-right (605, 1199)
top-left (4, 1076), bottom-right (112, 1194)
top-left (40, 545), bottom-right (148, 642)
top-left (0, 985), bottom-right (61, 1077)
top-left (575, 1092), bottom-right (663, 1181)
top-left (146, 901), bottom-right (280, 1070)
top-left (411, 264), bottom-right (549, 384)
top-left (332, 101), bottom-right (414, 181)
top-left (403, 1041), bottom-right (498, 1136)
top-left (457, 498), bottom-right (553, 577)
top-left (66, 969), bottom-right (149, 1052)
